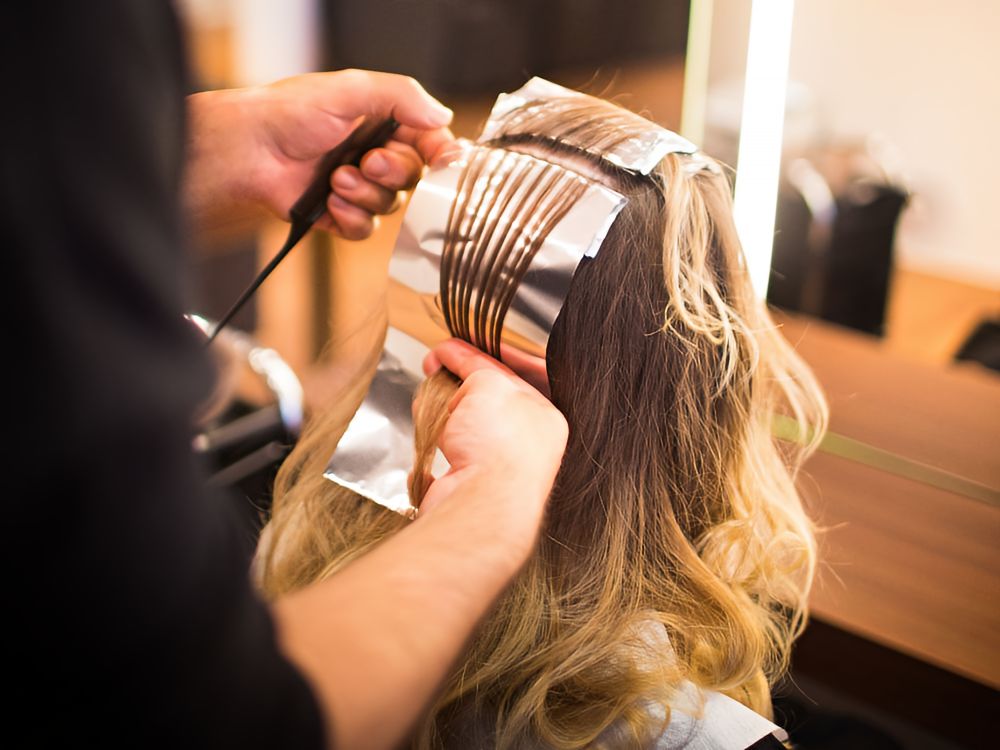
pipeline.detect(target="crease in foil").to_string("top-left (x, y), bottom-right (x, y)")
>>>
top-left (323, 328), bottom-right (448, 518)
top-left (480, 77), bottom-right (716, 176)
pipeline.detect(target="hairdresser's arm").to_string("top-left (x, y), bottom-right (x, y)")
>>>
top-left (184, 69), bottom-right (456, 241)
top-left (272, 341), bottom-right (567, 750)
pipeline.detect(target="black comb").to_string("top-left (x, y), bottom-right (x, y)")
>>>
top-left (208, 116), bottom-right (399, 342)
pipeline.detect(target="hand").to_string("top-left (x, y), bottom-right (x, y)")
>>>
top-left (185, 69), bottom-right (458, 241)
top-left (417, 340), bottom-right (568, 539)
top-left (272, 341), bottom-right (565, 750)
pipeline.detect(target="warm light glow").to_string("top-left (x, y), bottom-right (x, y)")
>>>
top-left (231, 0), bottom-right (319, 86)
top-left (733, 0), bottom-right (795, 298)
top-left (680, 0), bottom-right (715, 146)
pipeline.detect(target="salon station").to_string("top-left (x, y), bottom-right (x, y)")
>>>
top-left (174, 1), bottom-right (998, 747)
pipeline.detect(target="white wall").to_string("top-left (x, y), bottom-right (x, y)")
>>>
top-left (708, 0), bottom-right (1000, 288)
top-left (179, 0), bottom-right (320, 85)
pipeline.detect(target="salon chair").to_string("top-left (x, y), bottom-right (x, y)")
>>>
top-left (769, 151), bottom-right (908, 337)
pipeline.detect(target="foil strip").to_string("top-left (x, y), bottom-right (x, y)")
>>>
top-left (480, 77), bottom-right (707, 176)
top-left (323, 328), bottom-right (448, 517)
top-left (647, 685), bottom-right (788, 749)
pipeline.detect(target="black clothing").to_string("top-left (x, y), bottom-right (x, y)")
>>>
top-left (4, 3), bottom-right (324, 747)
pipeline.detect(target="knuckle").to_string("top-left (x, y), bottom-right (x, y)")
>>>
top-left (479, 369), bottom-right (510, 388)
top-left (343, 220), bottom-right (373, 242)
top-left (463, 369), bottom-right (492, 388)
top-left (337, 68), bottom-right (367, 91)
top-left (551, 411), bottom-right (569, 438)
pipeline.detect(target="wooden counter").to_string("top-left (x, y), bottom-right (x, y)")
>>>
top-left (779, 313), bottom-right (1000, 688)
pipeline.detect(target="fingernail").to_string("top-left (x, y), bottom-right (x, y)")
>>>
top-left (366, 153), bottom-right (388, 177)
top-left (423, 352), bottom-right (441, 375)
top-left (334, 170), bottom-right (358, 189)
top-left (429, 103), bottom-right (453, 126)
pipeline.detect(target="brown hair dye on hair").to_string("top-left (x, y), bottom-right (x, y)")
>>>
top-left (441, 146), bottom-right (590, 357)
top-left (258, 97), bottom-right (827, 749)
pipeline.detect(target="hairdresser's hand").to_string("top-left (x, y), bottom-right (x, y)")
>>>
top-left (273, 341), bottom-right (564, 750)
top-left (419, 340), bottom-right (568, 548)
top-left (185, 69), bottom-right (457, 241)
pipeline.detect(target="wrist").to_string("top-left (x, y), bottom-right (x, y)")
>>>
top-left (418, 465), bottom-right (547, 567)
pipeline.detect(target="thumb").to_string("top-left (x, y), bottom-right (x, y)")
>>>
top-left (337, 69), bottom-right (453, 130)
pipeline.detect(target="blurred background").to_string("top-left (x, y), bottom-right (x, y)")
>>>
top-left (179, 1), bottom-right (998, 747)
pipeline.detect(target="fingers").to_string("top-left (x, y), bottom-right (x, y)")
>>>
top-left (328, 140), bottom-right (423, 235)
top-left (337, 69), bottom-right (453, 130)
top-left (425, 340), bottom-right (549, 416)
top-left (359, 141), bottom-right (424, 191)
top-left (423, 339), bottom-right (516, 382)
top-left (421, 341), bottom-right (514, 417)
top-left (325, 192), bottom-right (376, 241)
top-left (392, 125), bottom-right (460, 167)
top-left (423, 340), bottom-right (552, 421)
top-left (422, 351), bottom-right (441, 377)
top-left (332, 166), bottom-right (400, 215)
top-left (333, 111), bottom-right (458, 242)
top-left (414, 337), bottom-right (568, 528)
top-left (498, 343), bottom-right (550, 398)
top-left (445, 368), bottom-right (514, 416)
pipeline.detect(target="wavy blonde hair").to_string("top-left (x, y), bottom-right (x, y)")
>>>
top-left (258, 97), bottom-right (827, 749)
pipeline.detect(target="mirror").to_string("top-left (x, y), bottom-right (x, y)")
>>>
top-left (699, 0), bottom-right (999, 368)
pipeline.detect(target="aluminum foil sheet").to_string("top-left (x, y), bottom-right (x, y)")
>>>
top-left (480, 77), bottom-right (703, 176)
top-left (639, 684), bottom-right (787, 749)
top-left (323, 328), bottom-right (448, 517)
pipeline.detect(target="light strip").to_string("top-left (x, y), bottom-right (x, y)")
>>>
top-left (680, 0), bottom-right (715, 146)
top-left (732, 0), bottom-right (796, 298)
top-left (231, 0), bottom-right (319, 86)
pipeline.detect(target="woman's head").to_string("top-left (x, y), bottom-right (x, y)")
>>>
top-left (260, 92), bottom-right (827, 749)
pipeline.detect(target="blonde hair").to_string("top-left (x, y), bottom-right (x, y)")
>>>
top-left (258, 97), bottom-right (827, 749)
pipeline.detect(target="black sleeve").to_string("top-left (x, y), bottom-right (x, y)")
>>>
top-left (2, 3), bottom-right (325, 748)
